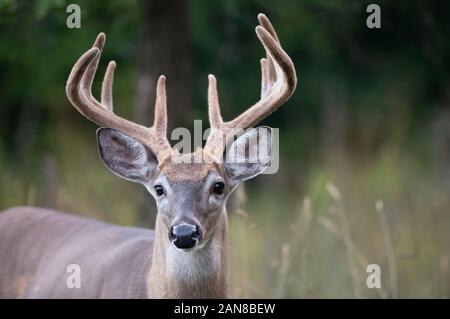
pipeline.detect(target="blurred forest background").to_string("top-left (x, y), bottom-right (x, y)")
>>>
top-left (0, 0), bottom-right (449, 298)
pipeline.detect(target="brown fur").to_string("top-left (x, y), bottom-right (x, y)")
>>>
top-left (160, 151), bottom-right (223, 181)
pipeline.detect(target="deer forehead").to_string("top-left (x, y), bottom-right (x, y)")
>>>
top-left (157, 151), bottom-right (223, 183)
top-left (159, 162), bottom-right (222, 183)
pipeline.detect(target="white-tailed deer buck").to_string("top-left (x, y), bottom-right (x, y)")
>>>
top-left (0, 14), bottom-right (296, 298)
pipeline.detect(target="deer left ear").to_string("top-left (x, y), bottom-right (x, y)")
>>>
top-left (223, 126), bottom-right (272, 183)
top-left (97, 128), bottom-right (158, 184)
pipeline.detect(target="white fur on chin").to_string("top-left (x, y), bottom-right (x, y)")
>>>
top-left (166, 239), bottom-right (220, 284)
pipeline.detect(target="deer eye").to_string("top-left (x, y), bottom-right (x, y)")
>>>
top-left (154, 185), bottom-right (165, 196)
top-left (213, 182), bottom-right (225, 195)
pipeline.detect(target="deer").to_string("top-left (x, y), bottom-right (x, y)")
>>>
top-left (0, 14), bottom-right (296, 298)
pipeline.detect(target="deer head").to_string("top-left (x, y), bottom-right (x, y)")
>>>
top-left (66, 14), bottom-right (296, 254)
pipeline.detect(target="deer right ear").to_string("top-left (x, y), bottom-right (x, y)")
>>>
top-left (97, 128), bottom-right (158, 184)
top-left (223, 127), bottom-right (272, 184)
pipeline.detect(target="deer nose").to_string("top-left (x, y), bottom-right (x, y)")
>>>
top-left (169, 223), bottom-right (201, 249)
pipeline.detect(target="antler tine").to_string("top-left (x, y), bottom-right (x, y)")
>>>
top-left (260, 57), bottom-right (270, 99)
top-left (154, 75), bottom-right (168, 136)
top-left (207, 74), bottom-right (223, 128)
top-left (66, 33), bottom-right (172, 161)
top-left (204, 14), bottom-right (297, 158)
top-left (258, 13), bottom-right (279, 87)
top-left (82, 33), bottom-right (105, 102)
top-left (100, 61), bottom-right (116, 111)
top-left (257, 13), bottom-right (280, 44)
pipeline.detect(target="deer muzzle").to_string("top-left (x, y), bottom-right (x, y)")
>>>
top-left (169, 221), bottom-right (202, 250)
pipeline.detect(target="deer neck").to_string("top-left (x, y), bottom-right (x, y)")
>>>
top-left (147, 210), bottom-right (229, 298)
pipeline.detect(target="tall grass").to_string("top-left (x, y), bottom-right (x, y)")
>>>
top-left (228, 148), bottom-right (449, 298)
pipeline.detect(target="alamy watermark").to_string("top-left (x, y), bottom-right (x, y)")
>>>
top-left (366, 4), bottom-right (381, 29)
top-left (366, 264), bottom-right (381, 289)
top-left (66, 264), bottom-right (81, 289)
top-left (66, 4), bottom-right (81, 29)
top-left (168, 122), bottom-right (280, 174)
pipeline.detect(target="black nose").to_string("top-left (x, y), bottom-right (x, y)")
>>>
top-left (169, 223), bottom-right (201, 249)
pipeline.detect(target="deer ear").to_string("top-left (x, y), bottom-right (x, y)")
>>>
top-left (224, 126), bottom-right (272, 183)
top-left (97, 128), bottom-right (158, 184)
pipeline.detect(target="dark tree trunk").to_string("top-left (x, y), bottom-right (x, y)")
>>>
top-left (134, 0), bottom-right (192, 131)
top-left (134, 0), bottom-right (192, 225)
